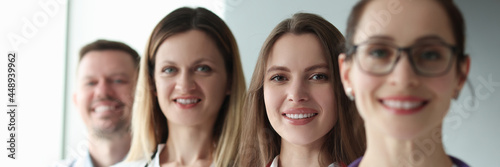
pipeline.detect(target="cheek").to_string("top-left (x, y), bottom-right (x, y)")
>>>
top-left (351, 70), bottom-right (382, 109)
top-left (154, 78), bottom-right (174, 103)
top-left (263, 85), bottom-right (282, 119)
top-left (312, 85), bottom-right (336, 120)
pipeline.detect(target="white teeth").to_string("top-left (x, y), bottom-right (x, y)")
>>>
top-left (95, 105), bottom-right (115, 113)
top-left (382, 100), bottom-right (423, 110)
top-left (285, 113), bottom-right (317, 119)
top-left (176, 98), bottom-right (199, 105)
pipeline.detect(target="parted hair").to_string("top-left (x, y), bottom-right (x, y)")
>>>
top-left (125, 7), bottom-right (246, 167)
top-left (238, 12), bottom-right (366, 166)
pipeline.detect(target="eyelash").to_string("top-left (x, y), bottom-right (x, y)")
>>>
top-left (162, 66), bottom-right (177, 74)
top-left (270, 74), bottom-right (287, 82)
top-left (161, 65), bottom-right (212, 74)
top-left (310, 73), bottom-right (328, 81)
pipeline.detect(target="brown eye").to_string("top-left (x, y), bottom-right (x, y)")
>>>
top-left (310, 73), bottom-right (328, 80)
top-left (270, 75), bottom-right (287, 82)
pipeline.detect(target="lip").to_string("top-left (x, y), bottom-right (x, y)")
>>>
top-left (379, 96), bottom-right (429, 115)
top-left (90, 101), bottom-right (123, 116)
top-left (173, 96), bottom-right (202, 109)
top-left (281, 108), bottom-right (319, 125)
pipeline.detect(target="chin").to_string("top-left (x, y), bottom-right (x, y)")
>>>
top-left (282, 132), bottom-right (324, 146)
top-left (382, 124), bottom-right (430, 140)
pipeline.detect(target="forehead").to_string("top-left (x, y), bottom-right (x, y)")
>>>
top-left (267, 33), bottom-right (327, 68)
top-left (155, 30), bottom-right (223, 64)
top-left (77, 50), bottom-right (136, 78)
top-left (354, 0), bottom-right (455, 46)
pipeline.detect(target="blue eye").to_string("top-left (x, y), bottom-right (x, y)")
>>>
top-left (86, 81), bottom-right (97, 86)
top-left (113, 79), bottom-right (125, 84)
top-left (162, 67), bottom-right (177, 74)
top-left (196, 65), bottom-right (211, 72)
top-left (310, 74), bottom-right (328, 80)
top-left (270, 75), bottom-right (287, 82)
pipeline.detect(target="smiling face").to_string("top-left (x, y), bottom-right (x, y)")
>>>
top-left (340, 0), bottom-right (469, 139)
top-left (264, 33), bottom-right (337, 146)
top-left (74, 50), bottom-right (137, 137)
top-left (154, 30), bottom-right (228, 127)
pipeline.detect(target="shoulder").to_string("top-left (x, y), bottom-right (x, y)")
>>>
top-left (113, 144), bottom-right (166, 167)
top-left (50, 150), bottom-right (92, 167)
top-left (112, 160), bottom-right (148, 167)
top-left (49, 159), bottom-right (77, 167)
top-left (449, 155), bottom-right (470, 167)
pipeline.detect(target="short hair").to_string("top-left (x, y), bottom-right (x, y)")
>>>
top-left (79, 39), bottom-right (140, 68)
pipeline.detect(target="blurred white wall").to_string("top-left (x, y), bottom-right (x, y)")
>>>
top-left (0, 0), bottom-right (67, 166)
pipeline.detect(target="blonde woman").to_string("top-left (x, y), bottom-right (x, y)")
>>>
top-left (340, 0), bottom-right (470, 166)
top-left (113, 7), bottom-right (246, 167)
top-left (238, 13), bottom-right (365, 167)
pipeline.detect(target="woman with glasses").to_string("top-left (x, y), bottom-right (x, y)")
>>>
top-left (339, 0), bottom-right (470, 166)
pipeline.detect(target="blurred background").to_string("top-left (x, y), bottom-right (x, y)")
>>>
top-left (0, 0), bottom-right (499, 166)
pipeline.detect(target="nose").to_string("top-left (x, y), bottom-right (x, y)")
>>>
top-left (94, 79), bottom-right (114, 99)
top-left (174, 71), bottom-right (196, 93)
top-left (287, 79), bottom-right (309, 102)
top-left (388, 53), bottom-right (420, 88)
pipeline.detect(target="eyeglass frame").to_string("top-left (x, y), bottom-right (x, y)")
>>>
top-left (347, 40), bottom-right (460, 77)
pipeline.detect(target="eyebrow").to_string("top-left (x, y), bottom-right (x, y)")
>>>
top-left (266, 64), bottom-right (329, 74)
top-left (266, 66), bottom-right (290, 74)
top-left (413, 35), bottom-right (447, 43)
top-left (158, 57), bottom-right (216, 66)
top-left (366, 35), bottom-right (447, 43)
top-left (305, 64), bottom-right (329, 72)
top-left (366, 35), bottom-right (395, 41)
top-left (82, 73), bottom-right (129, 80)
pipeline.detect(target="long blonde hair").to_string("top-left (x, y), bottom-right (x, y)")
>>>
top-left (238, 13), bottom-right (366, 166)
top-left (125, 7), bottom-right (246, 167)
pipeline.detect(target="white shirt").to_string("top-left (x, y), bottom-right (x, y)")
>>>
top-left (269, 155), bottom-right (339, 167)
top-left (113, 144), bottom-right (215, 167)
top-left (51, 148), bottom-right (94, 167)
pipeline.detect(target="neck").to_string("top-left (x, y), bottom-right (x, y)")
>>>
top-left (279, 137), bottom-right (331, 167)
top-left (160, 122), bottom-right (215, 166)
top-left (361, 124), bottom-right (452, 167)
top-left (87, 131), bottom-right (131, 167)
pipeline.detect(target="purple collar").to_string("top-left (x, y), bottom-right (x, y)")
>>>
top-left (348, 155), bottom-right (469, 167)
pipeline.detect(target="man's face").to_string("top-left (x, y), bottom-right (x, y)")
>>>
top-left (74, 50), bottom-right (137, 138)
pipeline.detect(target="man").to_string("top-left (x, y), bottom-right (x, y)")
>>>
top-left (56, 39), bottom-right (140, 167)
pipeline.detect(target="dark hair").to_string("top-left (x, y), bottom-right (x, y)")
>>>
top-left (344, 0), bottom-right (467, 75)
top-left (238, 12), bottom-right (365, 166)
top-left (79, 39), bottom-right (140, 68)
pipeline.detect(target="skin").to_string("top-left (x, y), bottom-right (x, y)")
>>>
top-left (74, 50), bottom-right (137, 167)
top-left (339, 0), bottom-right (470, 166)
top-left (264, 33), bottom-right (337, 167)
top-left (154, 30), bottom-right (229, 167)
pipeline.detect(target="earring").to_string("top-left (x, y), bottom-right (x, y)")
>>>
top-left (346, 87), bottom-right (355, 101)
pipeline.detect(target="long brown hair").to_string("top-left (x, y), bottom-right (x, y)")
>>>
top-left (238, 12), bottom-right (366, 166)
top-left (125, 7), bottom-right (246, 167)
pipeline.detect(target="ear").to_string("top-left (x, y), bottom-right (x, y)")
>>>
top-left (456, 55), bottom-right (471, 90)
top-left (339, 53), bottom-right (353, 91)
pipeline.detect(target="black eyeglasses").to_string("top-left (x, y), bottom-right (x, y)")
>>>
top-left (350, 39), bottom-right (458, 77)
